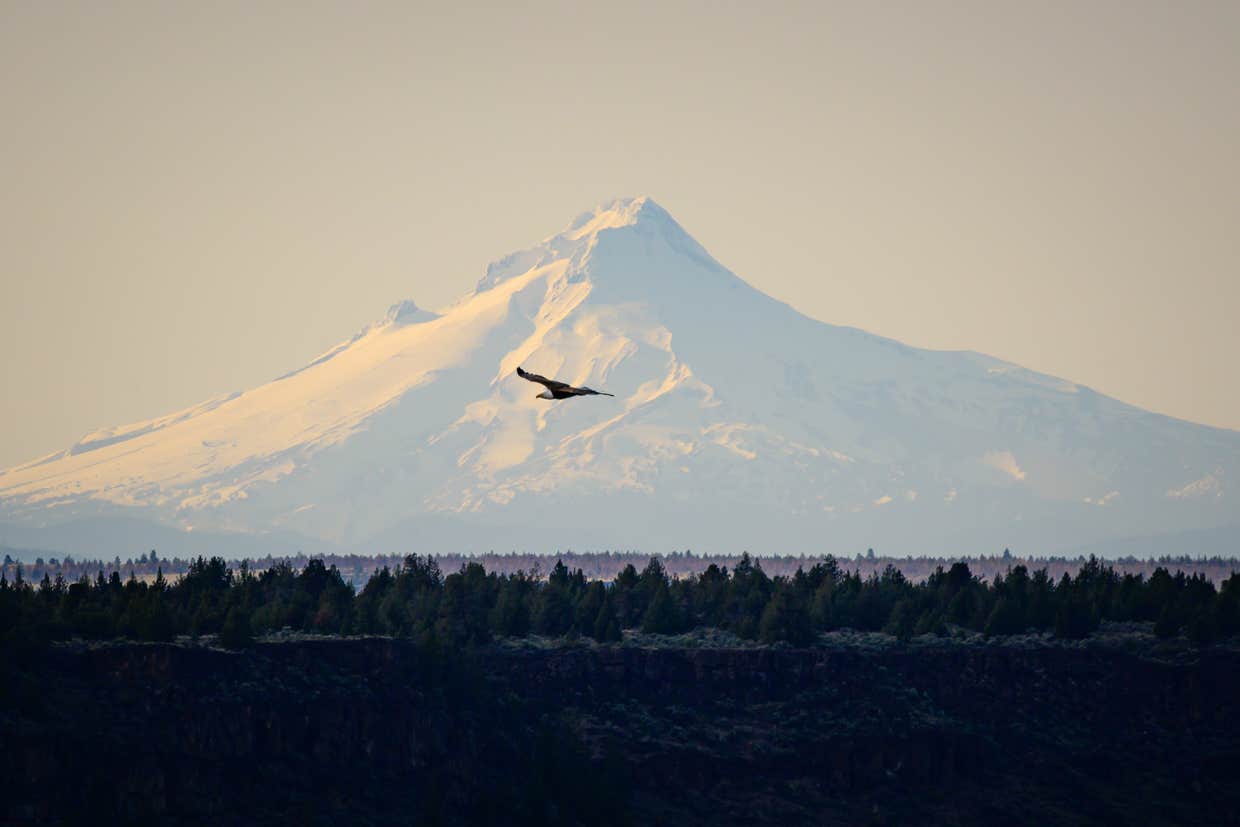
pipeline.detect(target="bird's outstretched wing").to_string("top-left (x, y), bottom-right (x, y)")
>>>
top-left (518, 366), bottom-right (614, 398)
top-left (517, 366), bottom-right (569, 390)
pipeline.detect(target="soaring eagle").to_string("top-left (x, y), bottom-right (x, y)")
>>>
top-left (517, 367), bottom-right (614, 400)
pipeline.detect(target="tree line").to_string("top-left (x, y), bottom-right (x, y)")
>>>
top-left (2, 553), bottom-right (1238, 652)
top-left (7, 548), bottom-right (1239, 595)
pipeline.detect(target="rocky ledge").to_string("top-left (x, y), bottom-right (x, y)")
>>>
top-left (3, 635), bottom-right (1239, 825)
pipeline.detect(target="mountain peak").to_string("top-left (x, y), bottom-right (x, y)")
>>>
top-left (384, 299), bottom-right (437, 327)
top-left (3, 193), bottom-right (1239, 557)
top-left (474, 196), bottom-right (698, 293)
top-left (562, 195), bottom-right (665, 238)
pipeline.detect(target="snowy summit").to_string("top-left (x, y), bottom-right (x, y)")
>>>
top-left (1, 197), bottom-right (1238, 557)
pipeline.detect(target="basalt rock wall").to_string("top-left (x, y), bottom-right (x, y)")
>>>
top-left (4, 639), bottom-right (1238, 825)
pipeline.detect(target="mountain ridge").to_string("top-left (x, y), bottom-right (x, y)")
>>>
top-left (2, 197), bottom-right (1237, 557)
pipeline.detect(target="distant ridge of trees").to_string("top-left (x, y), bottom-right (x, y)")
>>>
top-left (4, 548), bottom-right (1238, 592)
top-left (3, 553), bottom-right (1238, 652)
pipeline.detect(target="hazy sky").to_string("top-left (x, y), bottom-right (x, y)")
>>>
top-left (2, 0), bottom-right (1237, 469)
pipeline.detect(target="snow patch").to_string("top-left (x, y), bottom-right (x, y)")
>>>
top-left (1084, 491), bottom-right (1120, 506)
top-left (983, 451), bottom-right (1027, 482)
top-left (384, 299), bottom-right (438, 327)
top-left (1167, 471), bottom-right (1224, 499)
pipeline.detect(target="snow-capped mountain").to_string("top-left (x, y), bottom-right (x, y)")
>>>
top-left (2, 197), bottom-right (1237, 558)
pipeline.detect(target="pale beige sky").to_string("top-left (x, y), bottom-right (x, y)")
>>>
top-left (2, 0), bottom-right (1237, 469)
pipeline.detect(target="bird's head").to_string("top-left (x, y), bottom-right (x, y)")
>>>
top-left (536, 391), bottom-right (554, 400)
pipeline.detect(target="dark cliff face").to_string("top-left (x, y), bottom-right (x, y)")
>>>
top-left (4, 638), bottom-right (1239, 826)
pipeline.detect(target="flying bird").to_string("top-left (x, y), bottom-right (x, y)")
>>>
top-left (517, 366), bottom-right (614, 400)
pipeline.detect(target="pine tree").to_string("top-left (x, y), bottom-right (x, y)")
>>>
top-left (592, 592), bottom-right (622, 643)
top-left (490, 576), bottom-right (531, 638)
top-left (533, 584), bottom-right (574, 637)
top-left (759, 586), bottom-right (814, 645)
top-left (220, 606), bottom-right (254, 649)
top-left (641, 583), bottom-right (682, 635)
top-left (884, 598), bottom-right (917, 642)
top-left (612, 564), bottom-right (641, 626)
top-left (146, 592), bottom-right (174, 642)
top-left (1054, 593), bottom-right (1097, 639)
top-left (984, 598), bottom-right (1026, 637)
top-left (575, 581), bottom-right (605, 635)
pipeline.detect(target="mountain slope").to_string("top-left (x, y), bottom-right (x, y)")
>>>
top-left (2, 197), bottom-right (1237, 556)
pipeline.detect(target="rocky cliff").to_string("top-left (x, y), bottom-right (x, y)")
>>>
top-left (4, 636), bottom-right (1239, 825)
